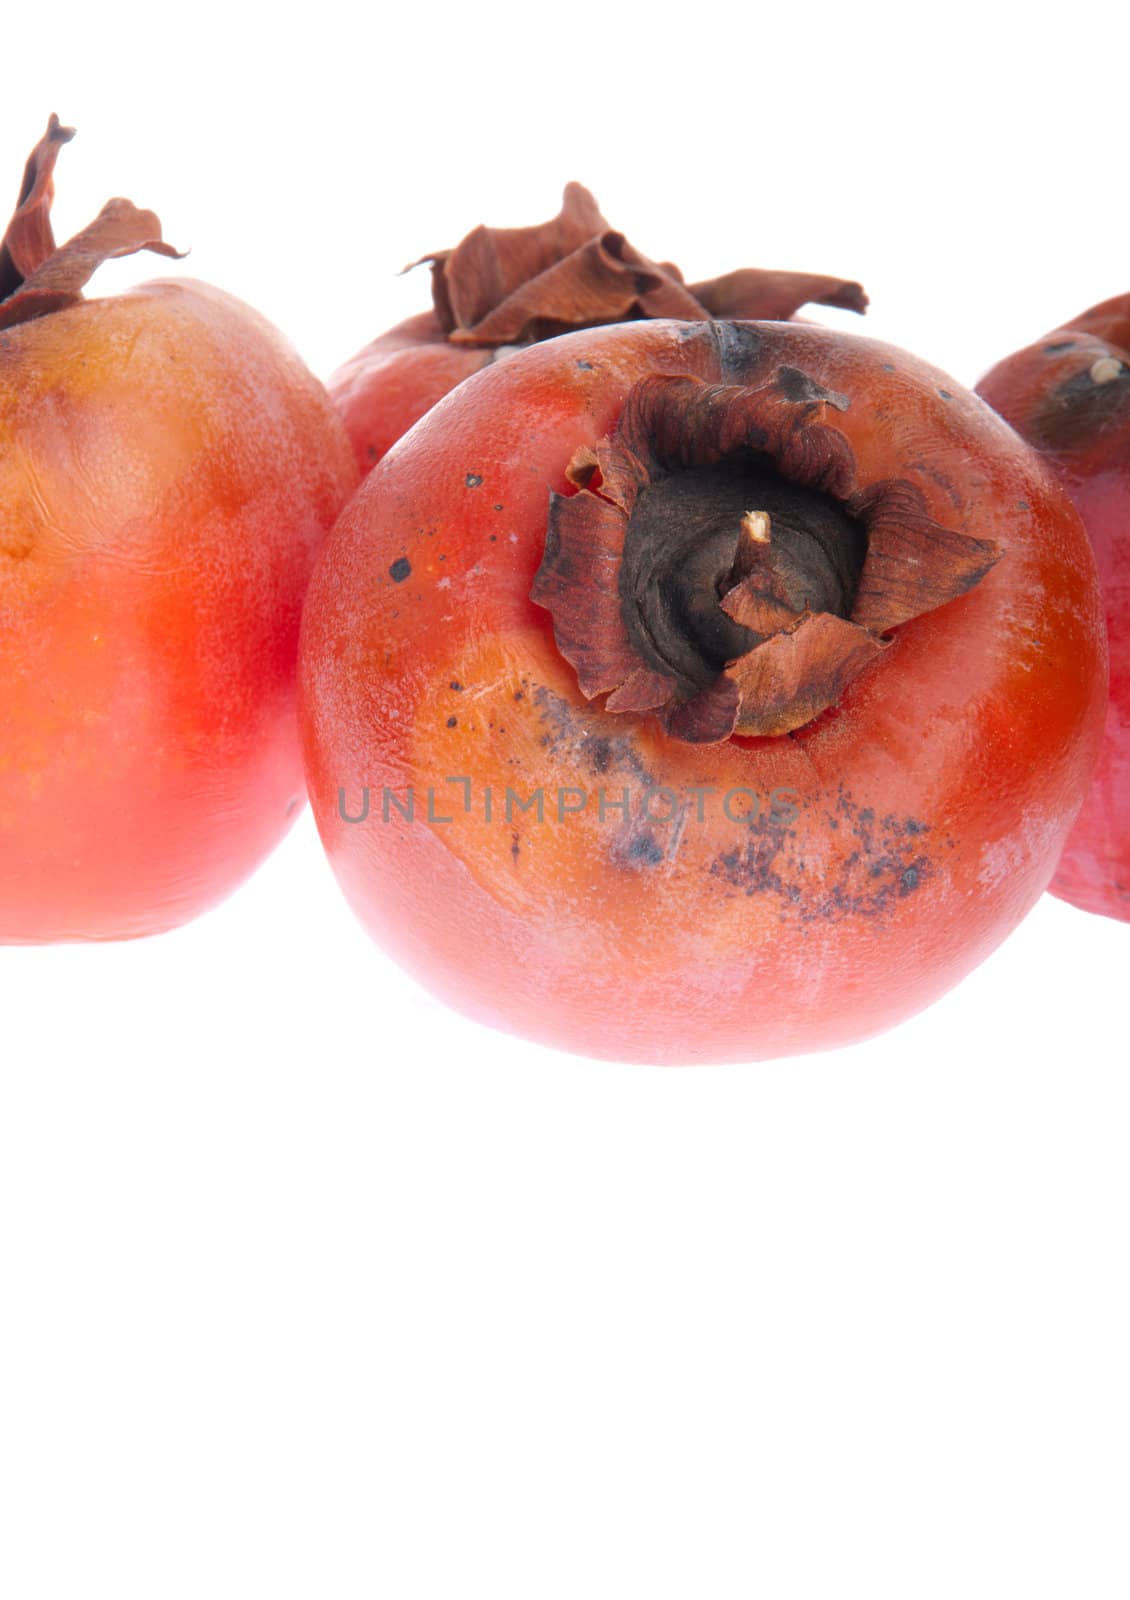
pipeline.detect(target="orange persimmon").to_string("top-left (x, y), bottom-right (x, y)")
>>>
top-left (979, 299), bottom-right (1129, 922)
top-left (0, 118), bottom-right (359, 942)
top-left (300, 318), bottom-right (1105, 1064)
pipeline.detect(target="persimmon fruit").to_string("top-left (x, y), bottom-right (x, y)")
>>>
top-left (299, 317), bottom-right (1107, 1064)
top-left (329, 182), bottom-right (867, 476)
top-left (0, 118), bottom-right (359, 942)
top-left (978, 298), bottom-right (1129, 922)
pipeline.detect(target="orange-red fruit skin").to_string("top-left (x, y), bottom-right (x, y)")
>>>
top-left (0, 278), bottom-right (359, 942)
top-left (329, 310), bottom-right (492, 475)
top-left (300, 320), bottom-right (1106, 1064)
top-left (978, 300), bottom-right (1130, 923)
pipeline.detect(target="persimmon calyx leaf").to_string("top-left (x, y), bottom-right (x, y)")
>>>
top-left (408, 182), bottom-right (867, 348)
top-left (0, 116), bottom-right (184, 333)
top-left (532, 369), bottom-right (1002, 744)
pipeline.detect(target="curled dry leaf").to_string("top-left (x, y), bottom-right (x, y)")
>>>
top-left (0, 114), bottom-right (183, 333)
top-left (414, 182), bottom-right (868, 348)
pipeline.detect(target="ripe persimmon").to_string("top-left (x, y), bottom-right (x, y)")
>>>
top-left (0, 118), bottom-right (359, 942)
top-left (300, 318), bottom-right (1105, 1064)
top-left (979, 299), bottom-right (1129, 922)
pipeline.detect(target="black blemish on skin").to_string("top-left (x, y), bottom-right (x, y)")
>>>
top-left (494, 504), bottom-right (504, 512)
top-left (389, 557), bottom-right (411, 583)
top-left (514, 690), bottom-right (525, 701)
top-left (466, 473), bottom-right (483, 488)
top-left (530, 684), bottom-right (655, 787)
top-left (711, 787), bottom-right (934, 922)
top-left (450, 680), bottom-right (463, 691)
top-left (576, 360), bottom-right (593, 370)
top-left (1044, 341), bottom-right (1076, 354)
top-left (367, 445), bottom-right (378, 462)
top-left (624, 833), bottom-right (664, 867)
top-left (711, 827), bottom-right (790, 900)
top-left (938, 389), bottom-right (953, 401)
top-left (775, 365), bottom-right (850, 410)
top-left (446, 716), bottom-right (458, 728)
top-left (1017, 500), bottom-right (1030, 511)
top-left (882, 362), bottom-right (896, 372)
top-left (588, 738), bottom-right (612, 774)
top-left (711, 320), bottom-right (763, 380)
top-left (490, 535), bottom-right (497, 542)
top-left (511, 832), bottom-right (521, 862)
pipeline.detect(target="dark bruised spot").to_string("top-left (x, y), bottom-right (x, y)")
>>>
top-left (529, 683), bottom-right (656, 785)
top-left (711, 831), bottom-right (790, 899)
top-left (1044, 341), bottom-right (1076, 354)
top-left (881, 362), bottom-right (896, 372)
top-left (588, 738), bottom-right (613, 774)
top-left (576, 360), bottom-right (593, 370)
top-left (465, 473), bottom-right (483, 488)
top-left (711, 319), bottom-right (763, 380)
top-left (389, 557), bottom-right (411, 583)
top-left (366, 445), bottom-right (378, 462)
top-left (626, 833), bottom-right (664, 867)
top-left (511, 832), bottom-right (521, 862)
top-left (446, 716), bottom-right (458, 728)
top-left (716, 789), bottom-right (935, 921)
top-left (513, 689), bottom-right (525, 701)
top-left (775, 365), bottom-right (850, 410)
top-left (938, 389), bottom-right (953, 401)
top-left (494, 503), bottom-right (504, 511)
top-left (450, 680), bottom-right (463, 691)
top-left (490, 534), bottom-right (497, 542)
top-left (1017, 500), bottom-right (1030, 512)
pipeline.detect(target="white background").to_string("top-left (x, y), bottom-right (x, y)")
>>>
top-left (2, 4), bottom-right (1128, 1596)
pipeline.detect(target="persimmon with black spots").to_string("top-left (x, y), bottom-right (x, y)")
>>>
top-left (979, 299), bottom-right (1129, 923)
top-left (300, 318), bottom-right (1105, 1064)
top-left (0, 118), bottom-right (358, 942)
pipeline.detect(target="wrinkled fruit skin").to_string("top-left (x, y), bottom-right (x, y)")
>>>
top-left (978, 298), bottom-right (1130, 922)
top-left (300, 319), bottom-right (1105, 1064)
top-left (0, 279), bottom-right (359, 942)
top-left (330, 310), bottom-right (495, 475)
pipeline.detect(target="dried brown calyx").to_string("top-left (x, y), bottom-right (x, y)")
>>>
top-left (0, 115), bottom-right (182, 333)
top-left (412, 182), bottom-right (867, 348)
top-left (532, 370), bottom-right (1003, 743)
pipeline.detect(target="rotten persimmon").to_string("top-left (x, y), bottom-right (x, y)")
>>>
top-left (978, 299), bottom-right (1130, 923)
top-left (0, 118), bottom-right (359, 943)
top-left (299, 318), bottom-right (1106, 1065)
top-left (329, 182), bottom-right (867, 476)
